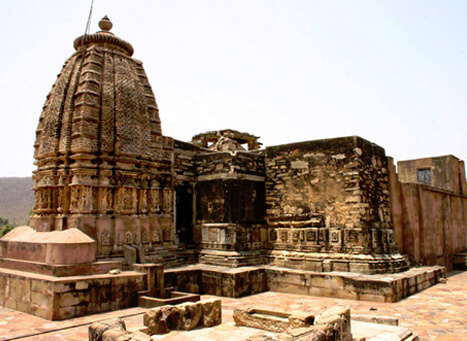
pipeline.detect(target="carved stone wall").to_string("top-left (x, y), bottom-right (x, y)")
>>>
top-left (264, 136), bottom-right (398, 256)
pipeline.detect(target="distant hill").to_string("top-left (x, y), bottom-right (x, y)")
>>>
top-left (0, 177), bottom-right (34, 226)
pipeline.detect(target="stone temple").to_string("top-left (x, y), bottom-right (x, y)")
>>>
top-left (0, 17), bottom-right (465, 322)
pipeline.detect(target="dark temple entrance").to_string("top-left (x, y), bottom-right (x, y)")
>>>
top-left (176, 183), bottom-right (194, 246)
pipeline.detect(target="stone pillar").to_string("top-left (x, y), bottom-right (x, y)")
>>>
top-left (134, 263), bottom-right (164, 297)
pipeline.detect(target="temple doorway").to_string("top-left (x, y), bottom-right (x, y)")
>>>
top-left (175, 183), bottom-right (194, 246)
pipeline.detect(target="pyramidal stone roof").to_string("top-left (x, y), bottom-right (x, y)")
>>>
top-left (34, 16), bottom-right (162, 163)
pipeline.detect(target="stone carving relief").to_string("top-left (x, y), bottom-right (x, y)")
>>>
top-left (330, 230), bottom-right (340, 243)
top-left (70, 185), bottom-right (95, 213)
top-left (347, 230), bottom-right (359, 243)
top-left (117, 187), bottom-right (136, 214)
top-left (163, 228), bottom-right (171, 242)
top-left (125, 231), bottom-right (134, 244)
top-left (152, 230), bottom-right (161, 243)
top-left (292, 230), bottom-right (299, 241)
top-left (163, 188), bottom-right (172, 212)
top-left (149, 188), bottom-right (160, 212)
top-left (82, 186), bottom-right (94, 212)
top-left (101, 230), bottom-right (111, 246)
top-left (142, 231), bottom-right (149, 244)
top-left (56, 187), bottom-right (64, 213)
top-left (34, 188), bottom-right (53, 212)
top-left (100, 187), bottom-right (113, 213)
top-left (70, 186), bottom-right (81, 212)
top-left (139, 189), bottom-right (148, 213)
top-left (306, 230), bottom-right (317, 241)
top-left (269, 229), bottom-right (277, 241)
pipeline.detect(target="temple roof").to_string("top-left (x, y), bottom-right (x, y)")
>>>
top-left (34, 16), bottom-right (162, 163)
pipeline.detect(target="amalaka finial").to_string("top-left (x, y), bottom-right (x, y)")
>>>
top-left (99, 15), bottom-right (113, 32)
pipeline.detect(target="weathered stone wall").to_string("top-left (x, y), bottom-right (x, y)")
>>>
top-left (196, 179), bottom-right (265, 225)
top-left (264, 136), bottom-right (396, 255)
top-left (164, 266), bottom-right (267, 298)
top-left (389, 157), bottom-right (467, 270)
top-left (173, 139), bottom-right (201, 182)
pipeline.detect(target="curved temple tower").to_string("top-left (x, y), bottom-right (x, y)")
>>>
top-left (31, 17), bottom-right (175, 260)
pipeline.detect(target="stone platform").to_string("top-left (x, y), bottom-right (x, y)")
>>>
top-left (165, 264), bottom-right (446, 303)
top-left (0, 268), bottom-right (145, 320)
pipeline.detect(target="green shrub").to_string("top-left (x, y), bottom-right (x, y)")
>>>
top-left (0, 224), bottom-right (12, 237)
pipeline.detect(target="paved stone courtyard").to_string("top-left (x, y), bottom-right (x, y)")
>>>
top-left (0, 269), bottom-right (465, 341)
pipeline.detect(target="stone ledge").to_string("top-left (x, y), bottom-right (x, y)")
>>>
top-left (0, 258), bottom-right (121, 277)
top-left (164, 264), bottom-right (445, 302)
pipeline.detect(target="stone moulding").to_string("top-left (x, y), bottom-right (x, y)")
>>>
top-left (0, 258), bottom-right (121, 277)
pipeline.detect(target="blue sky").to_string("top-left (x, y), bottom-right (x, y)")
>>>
top-left (0, 0), bottom-right (465, 177)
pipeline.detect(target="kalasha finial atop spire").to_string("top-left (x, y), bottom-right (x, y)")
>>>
top-left (99, 15), bottom-right (113, 32)
top-left (74, 15), bottom-right (134, 56)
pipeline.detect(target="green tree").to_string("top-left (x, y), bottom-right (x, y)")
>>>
top-left (0, 217), bottom-right (9, 227)
top-left (0, 224), bottom-right (12, 237)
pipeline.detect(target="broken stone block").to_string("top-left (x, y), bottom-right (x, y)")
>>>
top-left (178, 301), bottom-right (202, 330)
top-left (201, 298), bottom-right (222, 327)
top-left (315, 307), bottom-right (351, 341)
top-left (115, 331), bottom-right (152, 341)
top-left (143, 305), bottom-right (181, 335)
top-left (233, 308), bottom-right (290, 333)
top-left (288, 312), bottom-right (315, 329)
top-left (102, 329), bottom-right (127, 341)
top-left (89, 318), bottom-right (126, 341)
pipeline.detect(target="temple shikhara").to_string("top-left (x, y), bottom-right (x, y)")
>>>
top-left (0, 17), bottom-right (466, 338)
